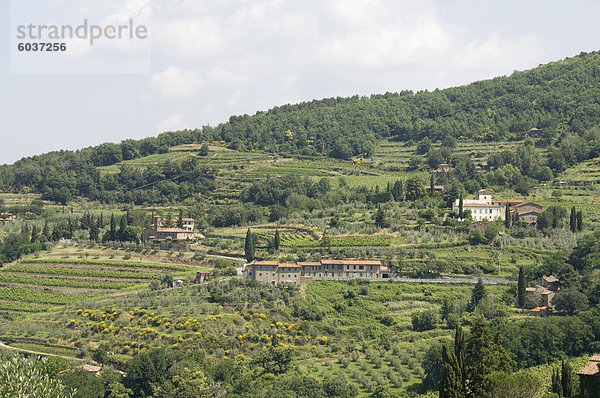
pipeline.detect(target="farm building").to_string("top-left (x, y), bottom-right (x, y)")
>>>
top-left (244, 259), bottom-right (390, 285)
top-left (142, 215), bottom-right (199, 242)
top-left (513, 202), bottom-right (544, 226)
top-left (524, 275), bottom-right (560, 313)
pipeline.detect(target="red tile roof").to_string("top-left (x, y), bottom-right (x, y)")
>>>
top-left (320, 259), bottom-right (382, 266)
top-left (577, 355), bottom-right (600, 376)
top-left (252, 261), bottom-right (280, 266)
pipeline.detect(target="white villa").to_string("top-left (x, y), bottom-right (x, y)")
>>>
top-left (453, 189), bottom-right (525, 222)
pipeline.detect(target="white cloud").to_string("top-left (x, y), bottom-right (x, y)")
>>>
top-left (150, 65), bottom-right (249, 101)
top-left (454, 33), bottom-right (544, 71)
top-left (156, 113), bottom-right (187, 133)
top-left (151, 66), bottom-right (206, 100)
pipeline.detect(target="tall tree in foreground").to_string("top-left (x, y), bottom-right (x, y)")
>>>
top-left (561, 360), bottom-right (575, 398)
top-left (569, 206), bottom-right (577, 232)
top-left (551, 367), bottom-right (562, 396)
top-left (517, 266), bottom-right (526, 310)
top-left (439, 344), bottom-right (462, 398)
top-left (577, 210), bottom-right (583, 232)
top-left (245, 228), bottom-right (255, 262)
top-left (440, 324), bottom-right (466, 397)
top-left (465, 319), bottom-right (514, 397)
top-left (458, 194), bottom-right (464, 219)
top-left (504, 205), bottom-right (511, 229)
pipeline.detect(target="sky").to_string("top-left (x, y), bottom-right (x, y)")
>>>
top-left (1, 0), bottom-right (599, 165)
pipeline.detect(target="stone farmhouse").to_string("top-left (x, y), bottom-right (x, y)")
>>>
top-left (512, 202), bottom-right (544, 226)
top-left (525, 275), bottom-right (560, 316)
top-left (244, 259), bottom-right (391, 285)
top-left (142, 215), bottom-right (200, 242)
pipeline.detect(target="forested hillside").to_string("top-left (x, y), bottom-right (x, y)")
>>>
top-left (1, 51), bottom-right (600, 205)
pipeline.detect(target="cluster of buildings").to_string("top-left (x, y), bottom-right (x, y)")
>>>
top-left (524, 275), bottom-right (560, 316)
top-left (453, 189), bottom-right (543, 226)
top-left (243, 259), bottom-right (391, 285)
top-left (142, 215), bottom-right (203, 243)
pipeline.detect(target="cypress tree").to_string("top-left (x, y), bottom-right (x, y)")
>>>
top-left (561, 360), bottom-right (574, 398)
top-left (42, 222), bottom-right (51, 241)
top-left (30, 225), bottom-right (39, 243)
top-left (177, 209), bottom-right (184, 228)
top-left (67, 218), bottom-right (74, 239)
top-left (375, 206), bottom-right (386, 228)
top-left (430, 173), bottom-right (435, 195)
top-left (517, 266), bottom-right (526, 310)
top-left (89, 217), bottom-right (99, 242)
top-left (274, 229), bottom-right (281, 250)
top-left (440, 298), bottom-right (451, 322)
top-left (569, 206), bottom-right (576, 232)
top-left (245, 229), bottom-right (255, 262)
top-left (109, 214), bottom-right (117, 242)
top-left (458, 194), bottom-right (464, 219)
top-left (394, 180), bottom-right (404, 201)
top-left (439, 343), bottom-right (462, 398)
top-left (504, 204), bottom-right (511, 229)
top-left (551, 367), bottom-right (562, 396)
top-left (454, 324), bottom-right (466, 386)
top-left (118, 215), bottom-right (127, 241)
top-left (440, 324), bottom-right (467, 398)
top-left (577, 210), bottom-right (583, 232)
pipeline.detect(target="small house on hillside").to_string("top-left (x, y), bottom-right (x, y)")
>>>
top-left (433, 163), bottom-right (452, 176)
top-left (172, 279), bottom-right (183, 287)
top-left (195, 271), bottom-right (211, 283)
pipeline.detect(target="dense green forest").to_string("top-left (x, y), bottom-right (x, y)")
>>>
top-left (1, 51), bottom-right (600, 205)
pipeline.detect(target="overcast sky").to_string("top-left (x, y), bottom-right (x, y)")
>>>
top-left (1, 0), bottom-right (599, 165)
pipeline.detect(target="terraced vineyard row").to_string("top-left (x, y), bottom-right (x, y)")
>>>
top-left (1, 265), bottom-right (160, 280)
top-left (19, 258), bottom-right (190, 271)
top-left (256, 232), bottom-right (391, 247)
top-left (0, 273), bottom-right (134, 290)
top-left (0, 286), bottom-right (89, 305)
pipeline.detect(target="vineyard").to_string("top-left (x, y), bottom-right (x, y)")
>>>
top-left (0, 253), bottom-right (211, 313)
top-left (255, 232), bottom-right (391, 248)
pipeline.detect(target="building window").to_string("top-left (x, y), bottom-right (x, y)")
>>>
top-left (359, 265), bottom-right (364, 270)
top-left (259, 273), bottom-right (262, 276)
